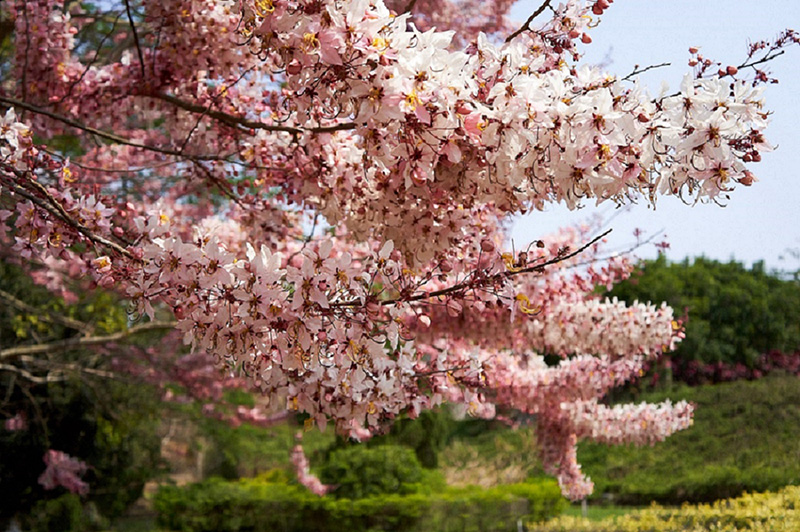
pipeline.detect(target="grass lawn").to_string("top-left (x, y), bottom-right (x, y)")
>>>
top-left (561, 504), bottom-right (642, 521)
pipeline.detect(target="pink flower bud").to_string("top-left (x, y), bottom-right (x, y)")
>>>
top-left (286, 60), bottom-right (303, 76)
top-left (739, 171), bottom-right (756, 186)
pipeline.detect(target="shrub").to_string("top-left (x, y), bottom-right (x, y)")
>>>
top-left (153, 475), bottom-right (566, 532)
top-left (22, 494), bottom-right (107, 532)
top-left (318, 444), bottom-right (425, 499)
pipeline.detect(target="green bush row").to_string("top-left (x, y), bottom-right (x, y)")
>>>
top-left (153, 475), bottom-right (566, 532)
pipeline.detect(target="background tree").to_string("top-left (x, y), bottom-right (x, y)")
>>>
top-left (0, 260), bottom-right (163, 528)
top-left (608, 256), bottom-right (800, 384)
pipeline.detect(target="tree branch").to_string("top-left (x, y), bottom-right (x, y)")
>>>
top-left (0, 321), bottom-right (177, 360)
top-left (621, 62), bottom-right (671, 82)
top-left (404, 0), bottom-right (419, 14)
top-left (123, 0), bottom-right (146, 79)
top-left (2, 179), bottom-right (134, 259)
top-left (0, 96), bottom-right (237, 162)
top-left (396, 229), bottom-right (612, 305)
top-left (155, 93), bottom-right (358, 135)
top-left (738, 49), bottom-right (786, 73)
top-left (0, 363), bottom-right (65, 384)
top-left (334, 229), bottom-right (612, 309)
top-left (19, 355), bottom-right (119, 380)
top-left (0, 289), bottom-right (94, 334)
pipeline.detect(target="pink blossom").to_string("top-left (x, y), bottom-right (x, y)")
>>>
top-left (4, 412), bottom-right (27, 432)
top-left (38, 450), bottom-right (90, 495)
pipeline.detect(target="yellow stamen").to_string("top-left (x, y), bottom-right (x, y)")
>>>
top-left (404, 90), bottom-right (422, 110)
top-left (302, 32), bottom-right (320, 52)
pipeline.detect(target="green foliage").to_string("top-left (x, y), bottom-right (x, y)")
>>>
top-left (187, 410), bottom-right (335, 479)
top-left (369, 408), bottom-right (456, 468)
top-left (0, 377), bottom-right (164, 522)
top-left (0, 260), bottom-right (163, 523)
top-left (23, 494), bottom-right (109, 532)
top-left (319, 445), bottom-right (426, 499)
top-left (608, 256), bottom-right (800, 367)
top-left (0, 261), bottom-right (127, 344)
top-left (578, 375), bottom-right (800, 504)
top-left (560, 504), bottom-right (640, 521)
top-left (438, 424), bottom-right (543, 486)
top-left (153, 475), bottom-right (566, 532)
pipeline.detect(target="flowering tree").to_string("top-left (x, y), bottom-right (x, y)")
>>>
top-left (0, 0), bottom-right (796, 500)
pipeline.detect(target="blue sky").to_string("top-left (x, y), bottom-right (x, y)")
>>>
top-left (508, 1), bottom-right (800, 272)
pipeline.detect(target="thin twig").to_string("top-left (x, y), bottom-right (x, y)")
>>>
top-left (123, 0), bottom-right (146, 78)
top-left (738, 49), bottom-right (786, 73)
top-left (506, 0), bottom-right (552, 43)
top-left (334, 230), bottom-right (612, 309)
top-left (287, 213), bottom-right (321, 263)
top-left (621, 62), bottom-right (671, 82)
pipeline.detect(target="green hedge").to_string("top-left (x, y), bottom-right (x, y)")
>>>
top-left (153, 475), bottom-right (566, 532)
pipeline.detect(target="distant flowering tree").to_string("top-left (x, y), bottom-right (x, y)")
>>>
top-left (0, 0), bottom-right (796, 499)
